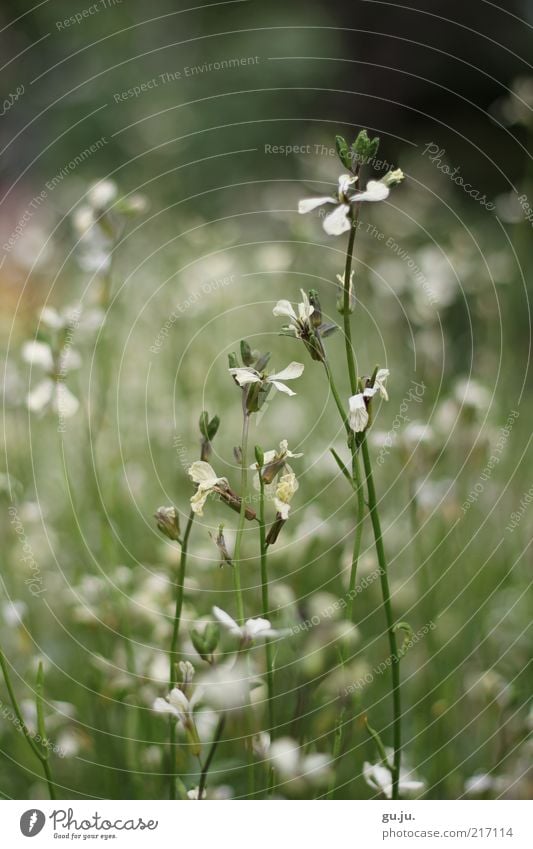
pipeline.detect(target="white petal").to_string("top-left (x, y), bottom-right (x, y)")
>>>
top-left (298, 196), bottom-right (336, 214)
top-left (168, 687), bottom-right (191, 715)
top-left (272, 300), bottom-right (297, 320)
top-left (22, 341), bottom-right (54, 371)
top-left (270, 380), bottom-right (297, 396)
top-left (27, 379), bottom-right (54, 413)
top-left (153, 697), bottom-right (179, 718)
top-left (188, 461), bottom-right (218, 486)
top-left (190, 488), bottom-right (209, 516)
top-left (338, 174), bottom-right (357, 195)
top-left (39, 307), bottom-right (63, 330)
top-left (275, 497), bottom-right (292, 518)
top-left (229, 367), bottom-right (262, 386)
top-left (348, 393), bottom-right (369, 433)
top-left (323, 204), bottom-right (352, 236)
top-left (53, 384), bottom-right (79, 418)
top-left (87, 179), bottom-right (118, 209)
top-left (245, 617), bottom-right (272, 638)
top-left (269, 362), bottom-right (304, 382)
top-left (353, 180), bottom-right (390, 202)
top-left (212, 606), bottom-right (241, 635)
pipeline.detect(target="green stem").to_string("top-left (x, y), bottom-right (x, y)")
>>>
top-left (259, 476), bottom-right (275, 737)
top-left (361, 435), bottom-right (401, 799)
top-left (342, 209), bottom-right (360, 395)
top-left (347, 451), bottom-right (365, 622)
top-left (198, 714), bottom-right (226, 799)
top-left (0, 650), bottom-right (56, 799)
top-left (232, 413), bottom-right (250, 624)
top-left (168, 508), bottom-right (195, 800)
top-left (169, 509), bottom-right (195, 687)
top-left (322, 360), bottom-right (364, 621)
top-left (326, 704), bottom-right (346, 799)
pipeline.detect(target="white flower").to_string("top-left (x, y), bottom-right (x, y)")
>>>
top-left (199, 659), bottom-right (254, 712)
top-left (187, 461), bottom-right (228, 516)
top-left (252, 439), bottom-right (303, 469)
top-left (187, 786), bottom-right (206, 800)
top-left (213, 606), bottom-right (281, 646)
top-left (39, 303), bottom-right (104, 334)
top-left (274, 471), bottom-right (298, 519)
top-left (87, 179), bottom-right (118, 210)
top-left (348, 393), bottom-right (369, 433)
top-left (252, 731), bottom-right (271, 758)
top-left (22, 340), bottom-right (54, 371)
top-left (22, 340), bottom-right (80, 418)
top-left (363, 752), bottom-right (425, 799)
top-left (229, 361), bottom-right (304, 397)
top-left (267, 737), bottom-right (331, 788)
top-left (299, 174), bottom-right (391, 236)
top-left (373, 368), bottom-right (390, 401)
top-left (273, 289), bottom-right (314, 338)
top-left (153, 686), bottom-right (202, 754)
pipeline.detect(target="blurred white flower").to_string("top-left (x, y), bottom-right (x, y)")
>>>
top-left (348, 393), bottom-right (368, 433)
top-left (299, 174), bottom-right (392, 236)
top-left (454, 377), bottom-right (491, 412)
top-left (213, 606), bottom-right (281, 646)
top-left (87, 179), bottom-right (118, 210)
top-left (199, 659), bottom-right (253, 712)
top-left (252, 731), bottom-right (271, 758)
top-left (267, 737), bottom-right (331, 788)
top-left (188, 461), bottom-right (228, 516)
top-left (229, 361), bottom-right (304, 397)
top-left (22, 340), bottom-right (80, 418)
top-left (274, 471), bottom-right (299, 519)
top-left (363, 752), bottom-right (425, 798)
top-left (187, 786), bottom-right (206, 800)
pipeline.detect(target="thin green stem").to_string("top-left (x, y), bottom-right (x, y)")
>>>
top-left (232, 413), bottom-right (250, 624)
top-left (342, 203), bottom-right (361, 395)
top-left (322, 360), bottom-right (364, 621)
top-left (198, 714), bottom-right (226, 799)
top-left (0, 649), bottom-right (56, 799)
top-left (259, 476), bottom-right (275, 737)
top-left (361, 435), bottom-right (401, 799)
top-left (347, 451), bottom-right (365, 622)
top-left (168, 508), bottom-right (195, 800)
top-left (326, 704), bottom-right (346, 799)
top-left (169, 509), bottom-right (195, 687)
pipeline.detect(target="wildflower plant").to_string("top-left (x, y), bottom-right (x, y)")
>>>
top-left (146, 130), bottom-right (421, 801)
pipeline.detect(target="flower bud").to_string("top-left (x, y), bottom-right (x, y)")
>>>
top-left (154, 506), bottom-right (181, 541)
top-left (381, 168), bottom-right (404, 187)
top-left (308, 290), bottom-right (322, 328)
top-left (228, 352), bottom-right (239, 369)
top-left (335, 134), bottom-right (352, 170)
top-left (240, 339), bottom-right (254, 366)
top-left (351, 129), bottom-right (380, 165)
top-left (254, 445), bottom-right (264, 468)
top-left (190, 622), bottom-right (220, 663)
